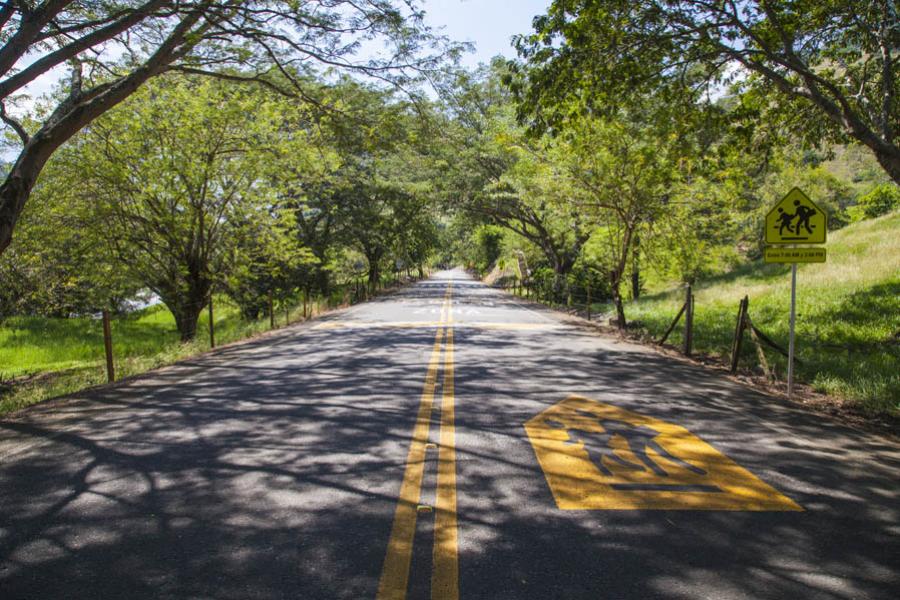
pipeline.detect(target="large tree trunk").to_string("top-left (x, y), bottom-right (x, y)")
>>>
top-left (0, 138), bottom-right (57, 254)
top-left (160, 291), bottom-right (206, 342)
top-left (873, 146), bottom-right (900, 185)
top-left (609, 223), bottom-right (636, 329)
top-left (159, 272), bottom-right (211, 342)
top-left (172, 302), bottom-right (204, 342)
top-left (367, 261), bottom-right (381, 293)
top-left (610, 272), bottom-right (627, 329)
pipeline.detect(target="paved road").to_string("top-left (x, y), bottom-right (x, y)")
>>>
top-left (1, 270), bottom-right (898, 599)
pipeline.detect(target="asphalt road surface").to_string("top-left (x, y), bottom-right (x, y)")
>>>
top-left (2, 270), bottom-right (898, 599)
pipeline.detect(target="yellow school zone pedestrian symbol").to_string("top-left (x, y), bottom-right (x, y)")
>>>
top-left (765, 188), bottom-right (827, 244)
top-left (524, 396), bottom-right (802, 511)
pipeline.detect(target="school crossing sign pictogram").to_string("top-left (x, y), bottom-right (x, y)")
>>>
top-left (765, 187), bottom-right (827, 245)
top-left (524, 396), bottom-right (802, 511)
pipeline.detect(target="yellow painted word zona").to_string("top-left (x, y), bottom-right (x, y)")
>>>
top-left (524, 396), bottom-right (802, 511)
top-left (764, 247), bottom-right (826, 264)
top-left (765, 187), bottom-right (827, 244)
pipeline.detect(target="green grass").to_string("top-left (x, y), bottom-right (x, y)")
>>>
top-left (0, 294), bottom-right (337, 415)
top-left (607, 211), bottom-right (900, 416)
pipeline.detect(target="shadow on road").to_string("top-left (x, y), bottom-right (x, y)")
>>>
top-left (0, 274), bottom-right (897, 599)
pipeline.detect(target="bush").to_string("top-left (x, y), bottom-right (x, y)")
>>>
top-left (472, 225), bottom-right (504, 275)
top-left (848, 184), bottom-right (900, 221)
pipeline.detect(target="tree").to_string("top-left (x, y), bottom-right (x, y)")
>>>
top-left (276, 79), bottom-right (413, 295)
top-left (555, 110), bottom-right (681, 327)
top-left (299, 82), bottom-right (438, 291)
top-left (0, 164), bottom-right (140, 317)
top-left (50, 76), bottom-right (303, 340)
top-left (0, 0), bottom-right (455, 255)
top-left (514, 0), bottom-right (900, 183)
top-left (470, 225), bottom-right (504, 274)
top-left (483, 132), bottom-right (592, 300)
top-left (251, 80), bottom-right (341, 300)
top-left (338, 183), bottom-right (430, 290)
top-left (394, 201), bottom-right (439, 278)
top-left (224, 206), bottom-right (315, 321)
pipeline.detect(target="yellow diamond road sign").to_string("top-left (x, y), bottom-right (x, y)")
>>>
top-left (765, 188), bottom-right (827, 244)
top-left (524, 396), bottom-right (802, 511)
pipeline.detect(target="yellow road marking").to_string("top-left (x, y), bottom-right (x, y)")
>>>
top-left (377, 283), bottom-right (459, 600)
top-left (525, 396), bottom-right (802, 511)
top-left (313, 321), bottom-right (556, 331)
top-left (433, 315), bottom-right (459, 600)
top-left (376, 326), bottom-right (444, 600)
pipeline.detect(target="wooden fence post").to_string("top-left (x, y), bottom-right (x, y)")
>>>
top-left (730, 296), bottom-right (748, 373)
top-left (101, 309), bottom-right (115, 383)
top-left (269, 290), bottom-right (275, 329)
top-left (208, 296), bottom-right (215, 348)
top-left (683, 284), bottom-right (694, 357)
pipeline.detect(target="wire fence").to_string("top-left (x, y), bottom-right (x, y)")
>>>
top-left (494, 276), bottom-right (791, 377)
top-left (96, 272), bottom-right (427, 383)
top-left (495, 276), bottom-right (604, 322)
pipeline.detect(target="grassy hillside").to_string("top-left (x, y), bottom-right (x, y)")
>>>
top-left (621, 211), bottom-right (900, 416)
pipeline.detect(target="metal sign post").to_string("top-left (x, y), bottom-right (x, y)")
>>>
top-left (787, 263), bottom-right (797, 398)
top-left (764, 188), bottom-right (827, 400)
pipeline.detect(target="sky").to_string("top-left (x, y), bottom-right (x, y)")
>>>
top-left (418, 0), bottom-right (552, 67)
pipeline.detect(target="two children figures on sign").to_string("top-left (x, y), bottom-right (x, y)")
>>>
top-left (774, 201), bottom-right (818, 237)
top-left (765, 187), bottom-right (827, 246)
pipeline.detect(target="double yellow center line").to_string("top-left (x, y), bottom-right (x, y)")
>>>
top-left (377, 283), bottom-right (459, 600)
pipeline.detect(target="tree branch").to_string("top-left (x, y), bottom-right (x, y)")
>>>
top-left (0, 100), bottom-right (29, 144)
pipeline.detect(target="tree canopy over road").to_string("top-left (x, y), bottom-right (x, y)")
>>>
top-left (512, 0), bottom-right (899, 182)
top-left (0, 0), bottom-right (458, 254)
top-left (1, 0), bottom-right (897, 414)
